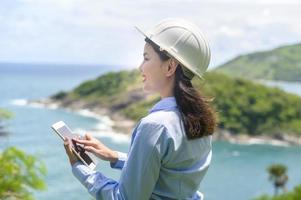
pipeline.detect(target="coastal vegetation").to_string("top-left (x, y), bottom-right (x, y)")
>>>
top-left (215, 43), bottom-right (301, 82)
top-left (0, 147), bottom-right (47, 200)
top-left (267, 164), bottom-right (289, 196)
top-left (0, 108), bottom-right (13, 136)
top-left (51, 69), bottom-right (301, 137)
top-left (253, 185), bottom-right (301, 200)
top-left (253, 164), bottom-right (300, 200)
top-left (0, 108), bottom-right (46, 200)
top-left (0, 108), bottom-right (13, 120)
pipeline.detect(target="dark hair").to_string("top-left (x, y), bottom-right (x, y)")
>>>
top-left (145, 38), bottom-right (217, 139)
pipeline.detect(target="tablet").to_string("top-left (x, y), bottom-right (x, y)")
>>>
top-left (51, 121), bottom-right (96, 169)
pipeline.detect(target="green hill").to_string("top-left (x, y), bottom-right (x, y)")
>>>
top-left (215, 43), bottom-right (301, 82)
top-left (51, 69), bottom-right (301, 137)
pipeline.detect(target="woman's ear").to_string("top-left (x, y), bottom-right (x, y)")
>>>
top-left (166, 58), bottom-right (179, 77)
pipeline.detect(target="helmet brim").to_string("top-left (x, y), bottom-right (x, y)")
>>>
top-left (134, 26), bottom-right (150, 39)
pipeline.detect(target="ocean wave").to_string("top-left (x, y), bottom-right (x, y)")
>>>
top-left (10, 98), bottom-right (28, 106)
top-left (10, 98), bottom-right (129, 144)
top-left (232, 138), bottom-right (289, 147)
top-left (73, 109), bottom-right (130, 144)
top-left (28, 102), bottom-right (47, 108)
top-left (73, 127), bottom-right (130, 144)
top-left (76, 109), bottom-right (114, 126)
top-left (10, 98), bottom-right (59, 109)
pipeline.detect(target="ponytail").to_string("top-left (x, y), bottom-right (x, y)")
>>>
top-left (174, 66), bottom-right (217, 139)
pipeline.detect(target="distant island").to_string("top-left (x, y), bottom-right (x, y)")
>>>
top-left (215, 43), bottom-right (301, 82)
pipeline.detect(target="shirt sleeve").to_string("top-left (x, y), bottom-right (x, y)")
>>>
top-left (72, 121), bottom-right (167, 200)
top-left (109, 151), bottom-right (127, 170)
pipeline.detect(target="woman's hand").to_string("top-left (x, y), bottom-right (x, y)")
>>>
top-left (63, 138), bottom-right (79, 166)
top-left (73, 133), bottom-right (118, 163)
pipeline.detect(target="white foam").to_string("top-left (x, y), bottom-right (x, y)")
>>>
top-left (73, 110), bottom-right (129, 144)
top-left (10, 99), bottom-right (28, 106)
top-left (94, 123), bottom-right (110, 131)
top-left (92, 130), bottom-right (130, 144)
top-left (48, 103), bottom-right (59, 109)
top-left (73, 127), bottom-right (130, 144)
top-left (77, 109), bottom-right (100, 118)
top-left (76, 109), bottom-right (114, 126)
top-left (10, 98), bottom-right (59, 110)
top-left (233, 138), bottom-right (289, 147)
top-left (28, 102), bottom-right (46, 108)
top-left (10, 98), bottom-right (129, 144)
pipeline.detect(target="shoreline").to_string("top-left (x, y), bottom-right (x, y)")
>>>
top-left (26, 98), bottom-right (136, 135)
top-left (20, 98), bottom-right (301, 146)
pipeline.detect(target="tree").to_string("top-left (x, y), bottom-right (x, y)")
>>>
top-left (0, 147), bottom-right (47, 200)
top-left (0, 108), bottom-right (13, 136)
top-left (253, 184), bottom-right (301, 200)
top-left (267, 164), bottom-right (288, 196)
top-left (0, 108), bottom-right (47, 199)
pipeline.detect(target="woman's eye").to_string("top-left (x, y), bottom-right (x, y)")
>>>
top-left (144, 57), bottom-right (149, 61)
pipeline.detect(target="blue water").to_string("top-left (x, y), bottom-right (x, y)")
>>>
top-left (0, 63), bottom-right (301, 200)
top-left (258, 80), bottom-right (301, 97)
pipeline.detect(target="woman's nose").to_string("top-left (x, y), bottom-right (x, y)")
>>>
top-left (138, 62), bottom-right (143, 73)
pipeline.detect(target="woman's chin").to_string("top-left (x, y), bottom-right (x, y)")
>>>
top-left (142, 86), bottom-right (154, 94)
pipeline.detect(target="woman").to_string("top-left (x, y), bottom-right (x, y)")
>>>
top-left (64, 18), bottom-right (217, 200)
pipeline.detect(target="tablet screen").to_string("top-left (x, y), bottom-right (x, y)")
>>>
top-left (57, 125), bottom-right (74, 139)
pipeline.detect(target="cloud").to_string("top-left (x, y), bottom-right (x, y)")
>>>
top-left (0, 0), bottom-right (300, 69)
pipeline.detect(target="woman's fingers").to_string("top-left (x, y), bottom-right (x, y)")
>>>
top-left (84, 146), bottom-right (98, 154)
top-left (63, 138), bottom-right (78, 165)
top-left (64, 138), bottom-right (68, 146)
top-left (73, 133), bottom-right (100, 148)
top-left (70, 133), bottom-right (115, 162)
top-left (85, 133), bottom-right (93, 140)
top-left (72, 139), bottom-right (97, 147)
top-left (64, 139), bottom-right (74, 155)
top-left (64, 138), bottom-right (71, 151)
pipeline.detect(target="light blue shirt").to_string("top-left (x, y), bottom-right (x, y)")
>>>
top-left (72, 96), bottom-right (212, 200)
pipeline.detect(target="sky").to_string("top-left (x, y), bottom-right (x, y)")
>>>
top-left (0, 0), bottom-right (300, 70)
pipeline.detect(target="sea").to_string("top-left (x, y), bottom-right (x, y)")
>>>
top-left (0, 63), bottom-right (300, 200)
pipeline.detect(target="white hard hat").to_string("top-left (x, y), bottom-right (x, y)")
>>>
top-left (135, 18), bottom-right (211, 80)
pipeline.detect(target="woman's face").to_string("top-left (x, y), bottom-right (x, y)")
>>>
top-left (139, 43), bottom-right (168, 94)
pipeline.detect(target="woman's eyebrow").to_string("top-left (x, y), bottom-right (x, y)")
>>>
top-left (143, 52), bottom-right (148, 56)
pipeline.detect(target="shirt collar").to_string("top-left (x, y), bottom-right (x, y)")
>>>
top-left (148, 96), bottom-right (178, 113)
